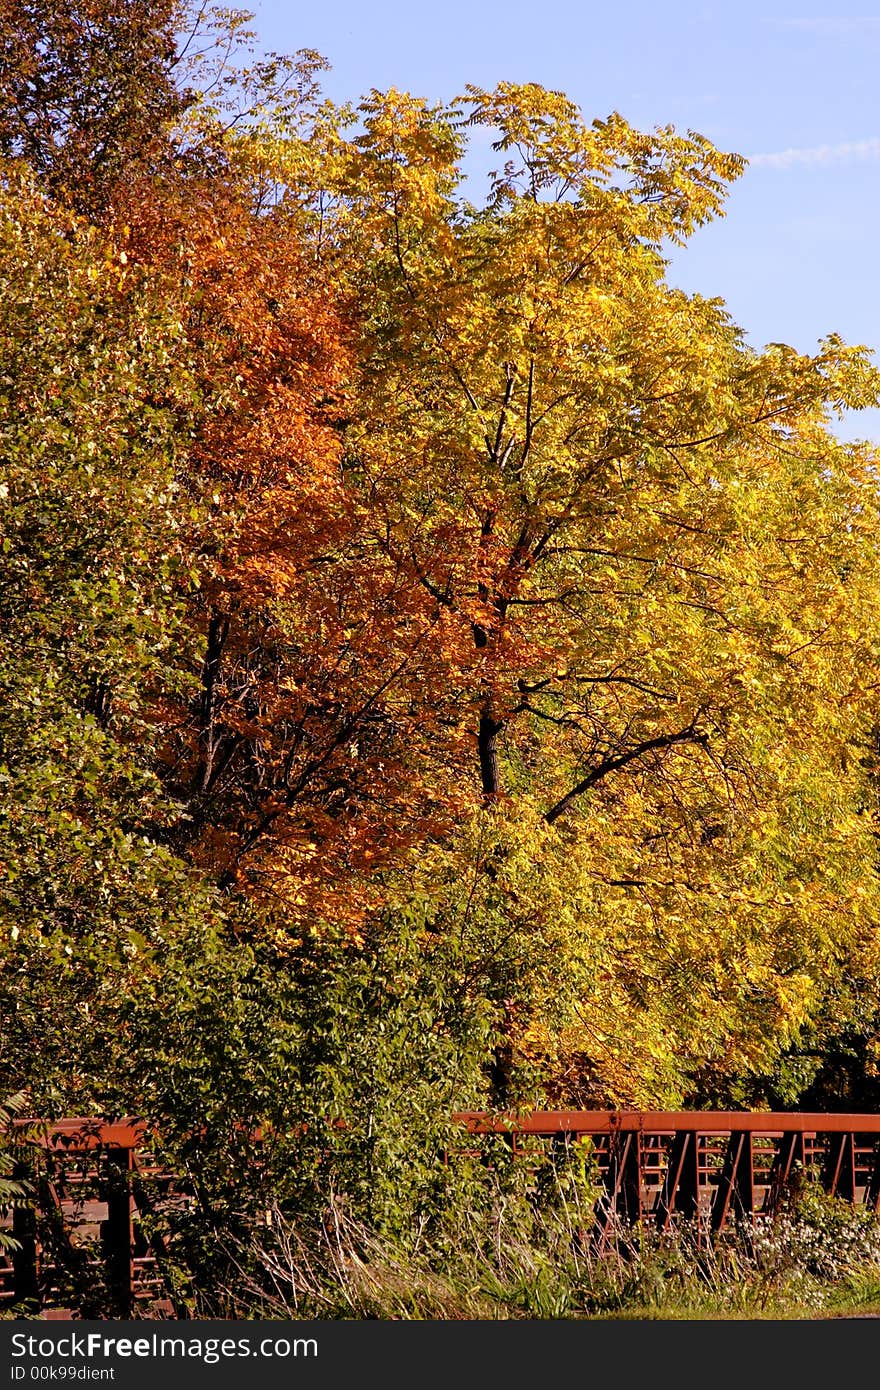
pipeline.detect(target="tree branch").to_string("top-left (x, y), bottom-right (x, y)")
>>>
top-left (544, 723), bottom-right (707, 825)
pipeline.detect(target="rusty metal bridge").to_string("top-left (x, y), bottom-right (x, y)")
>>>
top-left (455, 1110), bottom-right (880, 1246)
top-left (6, 1110), bottom-right (880, 1316)
top-left (1, 1118), bottom-right (171, 1318)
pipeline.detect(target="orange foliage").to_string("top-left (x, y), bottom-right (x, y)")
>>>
top-left (117, 174), bottom-right (467, 927)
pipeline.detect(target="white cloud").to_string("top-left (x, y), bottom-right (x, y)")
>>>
top-left (750, 137), bottom-right (880, 169)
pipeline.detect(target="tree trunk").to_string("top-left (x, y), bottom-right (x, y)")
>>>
top-left (195, 610), bottom-right (229, 794)
top-left (478, 710), bottom-right (503, 796)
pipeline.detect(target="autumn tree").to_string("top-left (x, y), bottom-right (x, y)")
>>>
top-left (294, 84), bottom-right (880, 1103)
top-left (0, 11), bottom-right (501, 1287)
top-left (0, 165), bottom-right (225, 1106)
top-left (6, 0), bottom-right (880, 1117)
top-left (0, 0), bottom-right (191, 217)
top-left (104, 130), bottom-right (459, 926)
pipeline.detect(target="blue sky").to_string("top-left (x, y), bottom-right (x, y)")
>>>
top-left (252, 1), bottom-right (880, 439)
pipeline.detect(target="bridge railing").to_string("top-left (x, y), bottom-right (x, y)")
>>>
top-left (5, 1111), bottom-right (880, 1313)
top-left (454, 1110), bottom-right (880, 1245)
top-left (1, 1118), bottom-right (166, 1318)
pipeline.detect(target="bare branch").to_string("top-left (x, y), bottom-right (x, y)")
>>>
top-left (544, 723), bottom-right (708, 825)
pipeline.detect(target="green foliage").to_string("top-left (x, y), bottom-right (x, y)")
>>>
top-left (0, 168), bottom-right (219, 1109)
top-left (124, 903), bottom-right (494, 1217)
top-left (65, 899), bottom-right (497, 1303)
top-left (0, 1093), bottom-right (30, 1253)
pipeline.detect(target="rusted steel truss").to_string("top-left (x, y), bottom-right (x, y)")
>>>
top-left (6, 1111), bottom-right (880, 1313)
top-left (453, 1111), bottom-right (880, 1246)
top-left (0, 1118), bottom-right (176, 1318)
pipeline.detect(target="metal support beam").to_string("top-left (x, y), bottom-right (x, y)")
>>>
top-left (712, 1131), bottom-right (754, 1231)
